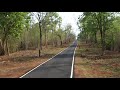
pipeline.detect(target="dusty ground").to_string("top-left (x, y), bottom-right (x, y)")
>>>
top-left (74, 42), bottom-right (120, 78)
top-left (0, 45), bottom-right (68, 78)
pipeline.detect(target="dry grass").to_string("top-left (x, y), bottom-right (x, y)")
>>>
top-left (74, 42), bottom-right (120, 78)
top-left (0, 45), bottom-right (67, 78)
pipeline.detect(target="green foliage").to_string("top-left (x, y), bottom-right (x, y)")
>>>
top-left (0, 12), bottom-right (30, 39)
top-left (0, 12), bottom-right (75, 56)
top-left (0, 12), bottom-right (31, 55)
top-left (77, 12), bottom-right (120, 52)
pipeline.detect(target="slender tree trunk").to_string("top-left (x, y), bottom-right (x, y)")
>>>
top-left (85, 31), bottom-right (88, 44)
top-left (60, 40), bottom-right (62, 46)
top-left (59, 35), bottom-right (62, 46)
top-left (111, 33), bottom-right (114, 51)
top-left (119, 46), bottom-right (120, 52)
top-left (94, 32), bottom-right (97, 43)
top-left (38, 22), bottom-right (42, 57)
top-left (45, 28), bottom-right (47, 48)
top-left (0, 40), bottom-right (2, 52)
top-left (25, 28), bottom-right (28, 50)
top-left (100, 30), bottom-right (104, 56)
top-left (85, 32), bottom-right (87, 44)
top-left (6, 39), bottom-right (9, 56)
top-left (98, 15), bottom-right (105, 56)
top-left (65, 34), bottom-right (67, 44)
top-left (46, 31), bottom-right (48, 47)
top-left (102, 16), bottom-right (107, 55)
top-left (0, 39), bottom-right (6, 56)
top-left (59, 37), bottom-right (62, 46)
top-left (55, 40), bottom-right (57, 47)
top-left (0, 28), bottom-right (7, 56)
top-left (100, 27), bottom-right (106, 56)
top-left (99, 24), bottom-right (103, 55)
top-left (103, 29), bottom-right (105, 53)
top-left (0, 40), bottom-right (5, 56)
top-left (52, 30), bottom-right (54, 47)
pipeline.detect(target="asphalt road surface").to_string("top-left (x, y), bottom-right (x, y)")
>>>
top-left (20, 40), bottom-right (77, 78)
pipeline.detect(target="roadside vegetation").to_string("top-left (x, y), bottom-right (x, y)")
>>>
top-left (0, 12), bottom-right (75, 78)
top-left (75, 12), bottom-right (120, 78)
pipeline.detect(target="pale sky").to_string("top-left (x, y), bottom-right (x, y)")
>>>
top-left (58, 12), bottom-right (83, 36)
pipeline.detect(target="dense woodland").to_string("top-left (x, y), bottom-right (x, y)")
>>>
top-left (0, 12), bottom-right (75, 56)
top-left (77, 12), bottom-right (120, 55)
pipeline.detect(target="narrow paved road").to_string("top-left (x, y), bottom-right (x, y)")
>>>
top-left (20, 40), bottom-right (77, 78)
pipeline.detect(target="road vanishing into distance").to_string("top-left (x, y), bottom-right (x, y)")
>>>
top-left (20, 40), bottom-right (77, 78)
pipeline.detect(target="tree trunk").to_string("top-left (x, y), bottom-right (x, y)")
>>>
top-left (85, 32), bottom-right (87, 44)
top-left (59, 36), bottom-right (62, 46)
top-left (98, 14), bottom-right (105, 56)
top-left (6, 39), bottom-right (9, 56)
top-left (102, 29), bottom-right (105, 54)
top-left (38, 22), bottom-right (42, 57)
top-left (119, 46), bottom-right (120, 52)
top-left (54, 40), bottom-right (57, 47)
top-left (0, 40), bottom-right (2, 53)
top-left (45, 28), bottom-right (47, 48)
top-left (60, 40), bottom-right (62, 46)
top-left (0, 47), bottom-right (5, 56)
top-left (0, 27), bottom-right (8, 56)
top-left (101, 31), bottom-right (104, 56)
top-left (0, 40), bottom-right (5, 56)
top-left (100, 26), bottom-right (106, 56)
top-left (99, 25), bottom-right (104, 56)
top-left (52, 30), bottom-right (54, 47)
top-left (94, 32), bottom-right (97, 43)
top-left (0, 39), bottom-right (6, 56)
top-left (25, 28), bottom-right (28, 50)
top-left (102, 15), bottom-right (107, 55)
top-left (111, 33), bottom-right (114, 51)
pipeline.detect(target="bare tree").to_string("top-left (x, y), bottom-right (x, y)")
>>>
top-left (33, 12), bottom-right (47, 57)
